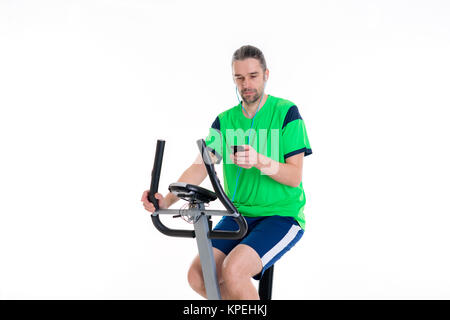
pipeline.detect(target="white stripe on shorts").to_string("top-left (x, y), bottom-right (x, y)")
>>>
top-left (260, 224), bottom-right (302, 267)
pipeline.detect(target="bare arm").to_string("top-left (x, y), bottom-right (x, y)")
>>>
top-left (255, 152), bottom-right (304, 187)
top-left (142, 152), bottom-right (219, 212)
top-left (230, 145), bottom-right (304, 188)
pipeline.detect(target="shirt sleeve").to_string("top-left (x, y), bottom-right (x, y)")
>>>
top-left (282, 105), bottom-right (313, 160)
top-left (205, 116), bottom-right (223, 164)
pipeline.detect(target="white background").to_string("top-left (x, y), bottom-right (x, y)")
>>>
top-left (1, 0), bottom-right (450, 299)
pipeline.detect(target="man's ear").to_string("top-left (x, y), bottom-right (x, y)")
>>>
top-left (263, 68), bottom-right (269, 81)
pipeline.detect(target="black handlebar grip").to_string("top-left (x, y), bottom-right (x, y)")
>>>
top-left (149, 139), bottom-right (195, 238)
top-left (148, 139), bottom-right (165, 209)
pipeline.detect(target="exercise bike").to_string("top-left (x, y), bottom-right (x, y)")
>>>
top-left (148, 139), bottom-right (274, 300)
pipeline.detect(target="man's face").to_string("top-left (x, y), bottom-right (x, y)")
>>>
top-left (232, 58), bottom-right (268, 105)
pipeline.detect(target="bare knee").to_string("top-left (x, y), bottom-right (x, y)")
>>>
top-left (187, 249), bottom-right (227, 296)
top-left (221, 245), bottom-right (262, 288)
top-left (221, 259), bottom-right (245, 287)
top-left (187, 260), bottom-right (204, 292)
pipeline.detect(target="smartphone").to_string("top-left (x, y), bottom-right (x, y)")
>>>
top-left (231, 145), bottom-right (245, 154)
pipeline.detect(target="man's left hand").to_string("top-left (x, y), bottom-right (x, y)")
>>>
top-left (230, 145), bottom-right (259, 169)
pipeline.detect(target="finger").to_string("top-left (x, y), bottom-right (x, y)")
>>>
top-left (236, 150), bottom-right (249, 157)
top-left (142, 196), bottom-right (151, 205)
top-left (143, 192), bottom-right (160, 205)
top-left (236, 155), bottom-right (249, 162)
top-left (141, 190), bottom-right (148, 202)
top-left (143, 201), bottom-right (153, 208)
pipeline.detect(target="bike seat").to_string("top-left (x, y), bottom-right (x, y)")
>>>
top-left (169, 182), bottom-right (217, 203)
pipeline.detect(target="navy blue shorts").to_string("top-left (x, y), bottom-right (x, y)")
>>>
top-left (211, 215), bottom-right (304, 280)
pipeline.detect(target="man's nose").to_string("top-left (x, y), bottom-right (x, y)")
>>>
top-left (242, 78), bottom-right (251, 89)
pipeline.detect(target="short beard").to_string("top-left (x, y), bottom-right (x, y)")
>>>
top-left (242, 91), bottom-right (261, 105)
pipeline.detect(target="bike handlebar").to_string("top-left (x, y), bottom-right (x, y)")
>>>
top-left (149, 140), bottom-right (195, 238)
top-left (148, 139), bottom-right (248, 240)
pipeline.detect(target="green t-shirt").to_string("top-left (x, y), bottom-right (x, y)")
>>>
top-left (205, 94), bottom-right (312, 230)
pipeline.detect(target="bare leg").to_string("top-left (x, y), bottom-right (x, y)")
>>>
top-left (221, 244), bottom-right (263, 300)
top-left (187, 248), bottom-right (228, 299)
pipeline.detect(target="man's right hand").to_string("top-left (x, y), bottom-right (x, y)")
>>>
top-left (141, 190), bottom-right (169, 213)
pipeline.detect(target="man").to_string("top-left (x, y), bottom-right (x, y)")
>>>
top-left (141, 45), bottom-right (312, 299)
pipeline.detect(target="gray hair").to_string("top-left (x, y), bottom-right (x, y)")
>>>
top-left (231, 45), bottom-right (267, 72)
